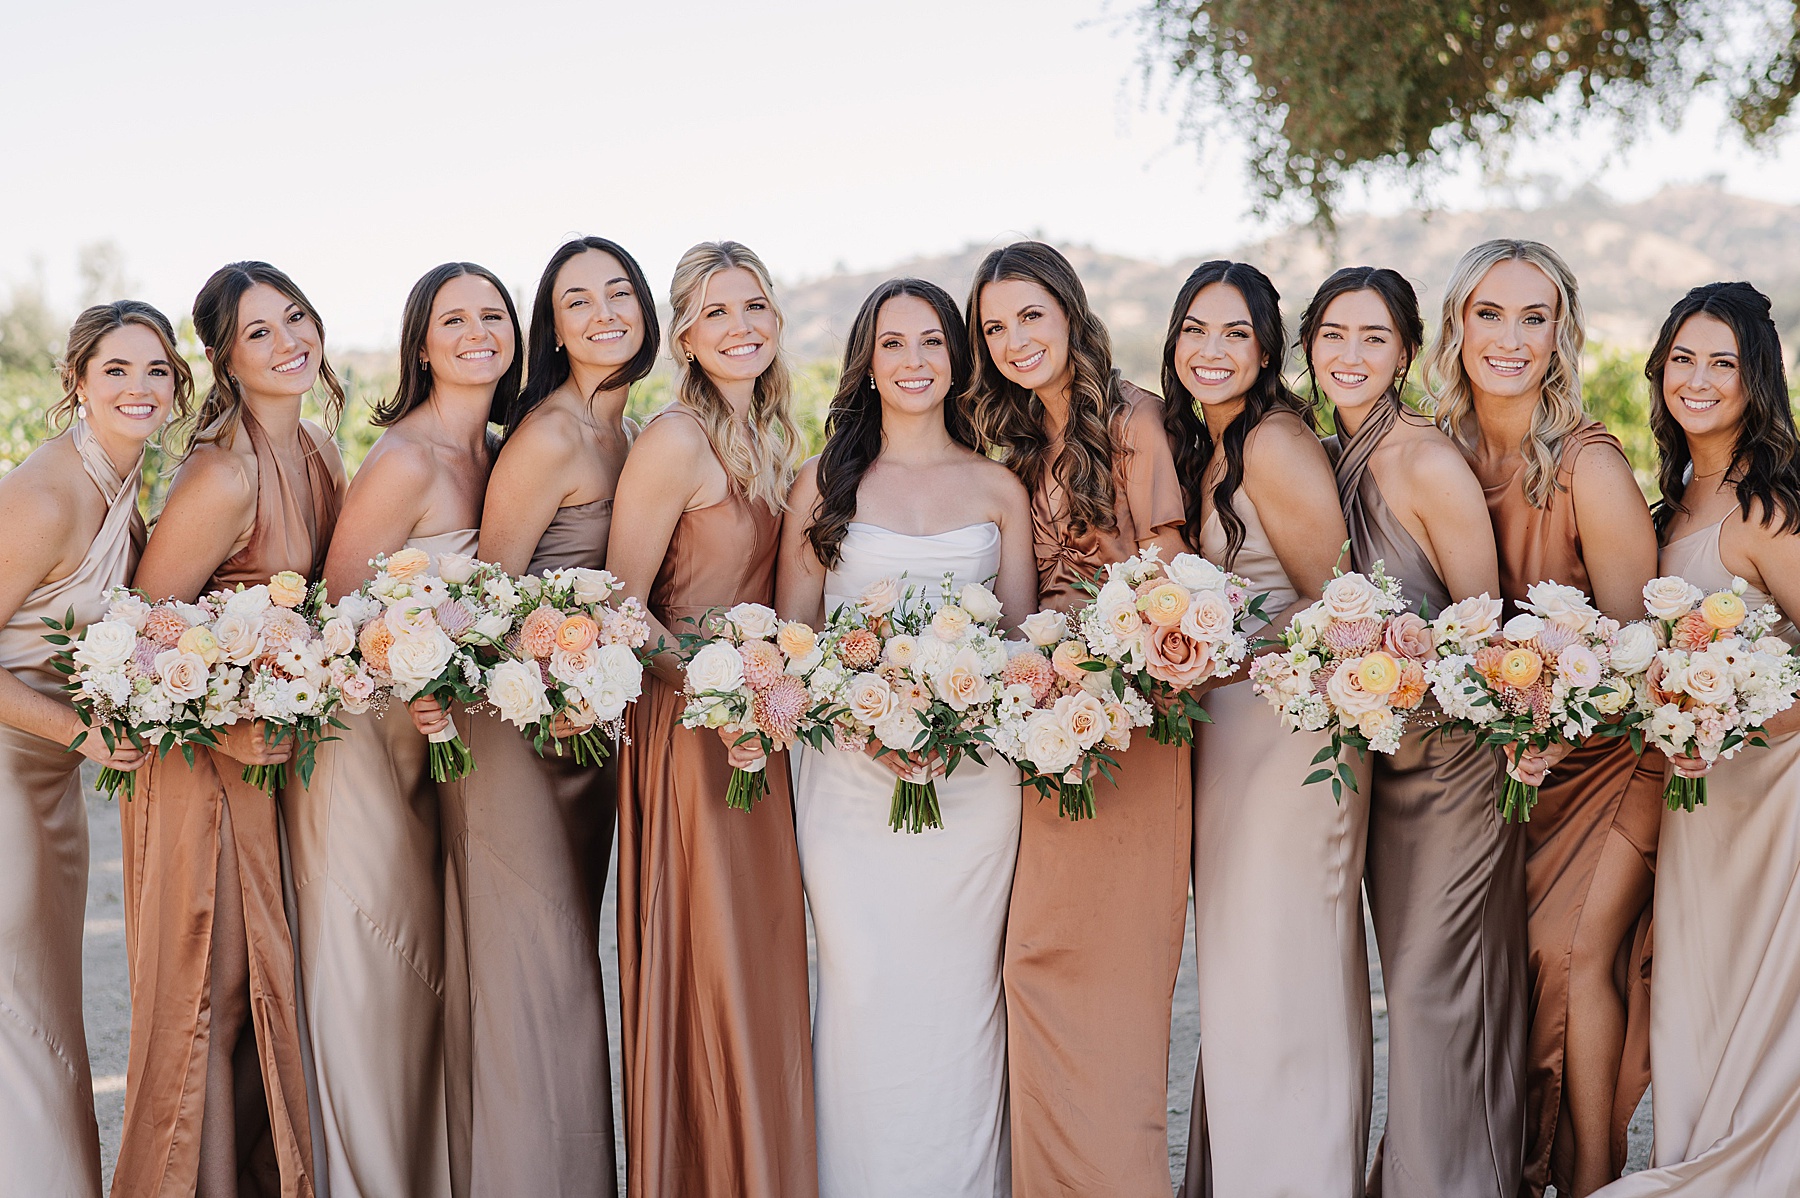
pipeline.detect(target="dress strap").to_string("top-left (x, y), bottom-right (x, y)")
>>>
top-left (1332, 391), bottom-right (1401, 512)
top-left (72, 419), bottom-right (130, 505)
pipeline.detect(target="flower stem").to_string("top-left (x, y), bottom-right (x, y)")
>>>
top-left (1665, 773), bottom-right (1707, 812)
top-left (1059, 778), bottom-right (1097, 821)
top-left (428, 735), bottom-right (476, 783)
top-left (1499, 775), bottom-right (1539, 823)
top-left (241, 762), bottom-right (288, 796)
top-left (96, 766), bottom-right (137, 802)
top-left (889, 778), bottom-right (944, 833)
top-left (726, 766), bottom-right (767, 812)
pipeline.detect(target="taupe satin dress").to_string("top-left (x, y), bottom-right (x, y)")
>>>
top-left (116, 412), bottom-right (339, 1198)
top-left (1594, 517), bottom-right (1800, 1196)
top-left (1185, 485), bottom-right (1373, 1198)
top-left (441, 496), bottom-right (618, 1197)
top-left (1004, 383), bottom-right (1193, 1196)
top-left (286, 528), bottom-right (475, 1198)
top-left (1485, 420), bottom-right (1661, 1196)
top-left (615, 408), bottom-right (815, 1198)
top-left (0, 424), bottom-right (141, 1198)
top-left (1328, 397), bottom-right (1526, 1198)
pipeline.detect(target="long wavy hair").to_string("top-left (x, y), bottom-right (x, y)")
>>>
top-left (1648, 281), bottom-right (1800, 537)
top-left (1296, 266), bottom-right (1424, 420)
top-left (507, 236), bottom-right (660, 437)
top-left (807, 278), bottom-right (977, 568)
top-left (188, 261), bottom-right (345, 453)
top-left (372, 261), bottom-right (523, 428)
top-left (53, 300), bottom-right (193, 432)
top-left (1161, 259), bottom-right (1314, 566)
top-left (1426, 239), bottom-right (1587, 508)
top-left (966, 241), bottom-right (1126, 535)
top-left (665, 240), bottom-right (803, 510)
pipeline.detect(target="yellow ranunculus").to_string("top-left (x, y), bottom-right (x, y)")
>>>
top-left (1355, 650), bottom-right (1402, 695)
top-left (1700, 590), bottom-right (1746, 630)
top-left (176, 625), bottom-right (221, 666)
top-left (1136, 581), bottom-right (1191, 628)
top-left (1499, 647), bottom-right (1544, 689)
top-left (268, 570), bottom-right (308, 608)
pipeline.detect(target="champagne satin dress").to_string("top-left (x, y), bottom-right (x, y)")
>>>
top-left (1004, 383), bottom-right (1193, 1196)
top-left (1184, 485), bottom-right (1373, 1198)
top-left (1484, 420), bottom-right (1662, 1197)
top-left (115, 412), bottom-right (339, 1198)
top-left (1593, 516), bottom-right (1800, 1196)
top-left (286, 527), bottom-right (476, 1198)
top-left (440, 496), bottom-right (619, 1197)
top-left (0, 424), bottom-right (141, 1198)
top-left (615, 408), bottom-right (815, 1198)
top-left (1330, 396), bottom-right (1527, 1198)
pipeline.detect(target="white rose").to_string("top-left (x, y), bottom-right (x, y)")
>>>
top-left (436, 553), bottom-right (478, 585)
top-left (1164, 553), bottom-right (1225, 591)
top-left (1555, 644), bottom-right (1603, 689)
top-left (1754, 635), bottom-right (1792, 658)
top-left (686, 641), bottom-right (745, 695)
top-left (487, 659), bottom-right (552, 729)
top-left (594, 643), bottom-right (642, 693)
top-left (723, 602), bottom-right (779, 640)
top-left (154, 649), bottom-right (210, 703)
top-left (106, 594), bottom-right (152, 629)
top-left (1502, 613), bottom-right (1545, 643)
top-left (1020, 709), bottom-right (1081, 773)
top-left (1525, 581), bottom-right (1600, 633)
top-left (1591, 685), bottom-right (1630, 715)
top-left (1441, 594), bottom-right (1503, 648)
top-left (1019, 610), bottom-right (1069, 648)
top-left (570, 568), bottom-right (617, 605)
top-left (1681, 651), bottom-right (1736, 706)
top-left (320, 617), bottom-right (356, 658)
top-left (385, 629), bottom-right (456, 694)
top-left (934, 646), bottom-right (995, 711)
top-left (846, 673), bottom-right (898, 725)
top-left (1643, 576), bottom-right (1705, 621)
top-left (957, 584), bottom-right (1004, 625)
top-left (209, 612), bottom-right (263, 666)
top-left (1180, 591), bottom-right (1235, 644)
top-left (858, 577), bottom-right (902, 619)
top-left (223, 585), bottom-right (272, 618)
top-left (1322, 574), bottom-right (1383, 622)
top-left (582, 682), bottom-right (630, 722)
top-left (73, 621), bottom-right (137, 671)
top-left (1608, 622), bottom-right (1659, 675)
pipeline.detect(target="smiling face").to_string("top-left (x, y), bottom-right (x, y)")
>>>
top-left (79, 323), bottom-right (176, 448)
top-left (1661, 312), bottom-right (1745, 443)
top-left (978, 278), bottom-right (1071, 397)
top-left (680, 266), bottom-right (777, 385)
top-left (1460, 259), bottom-right (1558, 403)
top-left (870, 294), bottom-right (954, 419)
top-left (1173, 282), bottom-right (1263, 416)
top-left (424, 272), bottom-right (517, 388)
top-left (553, 249), bottom-right (644, 375)
top-left (1310, 288), bottom-right (1407, 414)
top-left (228, 282), bottom-right (323, 399)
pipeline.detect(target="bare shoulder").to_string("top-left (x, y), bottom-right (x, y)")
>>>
top-left (351, 427), bottom-right (436, 493)
top-left (1568, 431), bottom-right (1638, 491)
top-left (1393, 421), bottom-right (1479, 487)
top-left (1246, 408), bottom-right (1328, 468)
top-left (0, 439), bottom-right (82, 535)
top-left (628, 406), bottom-right (711, 463)
top-left (498, 401), bottom-right (582, 472)
top-left (787, 455), bottom-right (823, 509)
top-left (165, 438), bottom-right (256, 509)
top-left (961, 448), bottom-right (1030, 509)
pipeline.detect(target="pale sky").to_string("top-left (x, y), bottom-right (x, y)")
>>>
top-left (4, 0), bottom-right (1797, 349)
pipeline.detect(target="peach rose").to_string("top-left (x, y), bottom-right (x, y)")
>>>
top-left (1180, 591), bottom-right (1235, 644)
top-left (1382, 612), bottom-right (1436, 662)
top-left (1136, 581), bottom-right (1191, 628)
top-left (1051, 639), bottom-right (1091, 683)
top-left (1055, 691), bottom-right (1110, 750)
top-left (1145, 625), bottom-right (1215, 688)
top-left (778, 622), bottom-right (818, 660)
top-left (555, 613), bottom-right (599, 654)
top-left (385, 547), bottom-right (431, 581)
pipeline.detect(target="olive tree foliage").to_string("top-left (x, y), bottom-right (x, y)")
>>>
top-left (1140, 0), bottom-right (1800, 225)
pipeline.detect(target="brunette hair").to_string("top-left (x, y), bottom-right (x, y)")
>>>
top-left (807, 278), bottom-right (977, 568)
top-left (508, 236), bottom-right (660, 437)
top-left (53, 300), bottom-right (193, 431)
top-left (1648, 281), bottom-right (1800, 537)
top-left (966, 241), bottom-right (1126, 535)
top-left (1297, 266), bottom-right (1425, 414)
top-left (1161, 259), bottom-right (1314, 566)
top-left (188, 261), bottom-right (344, 450)
top-left (373, 261), bottom-right (523, 427)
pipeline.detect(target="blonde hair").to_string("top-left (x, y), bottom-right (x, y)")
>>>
top-left (666, 241), bottom-right (802, 509)
top-left (1426, 238), bottom-right (1588, 508)
top-left (54, 301), bottom-right (194, 432)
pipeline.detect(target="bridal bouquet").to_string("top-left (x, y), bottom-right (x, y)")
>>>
top-left (344, 548), bottom-right (521, 781)
top-left (1078, 546), bottom-right (1257, 745)
top-left (1429, 581), bottom-right (1639, 822)
top-left (991, 607), bottom-right (1151, 821)
top-left (1628, 575), bottom-right (1800, 812)
top-left (681, 602), bottom-right (840, 812)
top-left (819, 575), bottom-right (1008, 833)
top-left (485, 567), bottom-right (651, 767)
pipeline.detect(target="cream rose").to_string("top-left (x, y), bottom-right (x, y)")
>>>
top-left (1325, 660), bottom-right (1389, 717)
top-left (1555, 644), bottom-right (1603, 689)
top-left (321, 617), bottom-right (356, 658)
top-left (1680, 651), bottom-right (1736, 706)
top-left (1525, 581), bottom-right (1599, 633)
top-left (436, 553), bottom-right (479, 586)
top-left (223, 585), bottom-right (273, 618)
top-left (1180, 591), bottom-right (1235, 644)
top-left (1323, 574), bottom-right (1383, 622)
top-left (846, 673), bottom-right (898, 725)
top-left (1502, 613), bottom-right (1545, 643)
top-left (74, 621), bottom-right (137, 671)
top-left (1055, 691), bottom-right (1109, 750)
top-left (1021, 709), bottom-right (1081, 773)
top-left (722, 603), bottom-right (778, 640)
top-left (930, 605), bottom-right (973, 642)
top-left (935, 647), bottom-right (994, 711)
top-left (569, 568), bottom-right (617, 604)
top-left (385, 629), bottom-right (455, 694)
top-left (488, 659), bottom-right (553, 729)
top-left (686, 641), bottom-right (746, 695)
top-left (1164, 552), bottom-right (1224, 591)
top-left (106, 594), bottom-right (152, 630)
top-left (154, 649), bottom-right (210, 703)
top-left (1643, 576), bottom-right (1704, 621)
top-left (1608, 622), bottom-right (1659, 675)
top-left (1020, 609), bottom-right (1069, 648)
top-left (859, 577), bottom-right (902, 619)
top-left (957, 584), bottom-right (1003, 625)
top-left (211, 613), bottom-right (264, 665)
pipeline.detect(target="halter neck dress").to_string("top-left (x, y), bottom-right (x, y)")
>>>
top-left (1328, 395), bottom-right (1526, 1198)
top-left (115, 410), bottom-right (339, 1198)
top-left (0, 423), bottom-right (142, 1197)
top-left (614, 406), bottom-right (816, 1198)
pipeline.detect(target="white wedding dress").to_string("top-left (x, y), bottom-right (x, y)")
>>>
top-left (796, 521), bottom-right (1022, 1198)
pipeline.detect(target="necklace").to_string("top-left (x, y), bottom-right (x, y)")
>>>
top-left (1690, 464), bottom-right (1731, 481)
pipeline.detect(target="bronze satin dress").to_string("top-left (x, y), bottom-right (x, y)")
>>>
top-left (440, 496), bottom-right (619, 1197)
top-left (1004, 383), bottom-right (1193, 1196)
top-left (615, 408), bottom-right (815, 1198)
top-left (115, 412), bottom-right (339, 1198)
top-left (1484, 419), bottom-right (1661, 1197)
top-left (286, 527), bottom-right (475, 1198)
top-left (0, 425), bottom-right (142, 1198)
top-left (1185, 484), bottom-right (1373, 1198)
top-left (1329, 396), bottom-right (1527, 1198)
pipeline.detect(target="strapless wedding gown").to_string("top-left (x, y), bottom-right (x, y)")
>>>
top-left (795, 522), bottom-right (1022, 1198)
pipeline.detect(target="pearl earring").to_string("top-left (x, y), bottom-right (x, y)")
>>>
top-left (868, 373), bottom-right (875, 387)
top-left (77, 400), bottom-right (89, 420)
top-left (555, 343), bottom-right (564, 353)
top-left (685, 351), bottom-right (695, 363)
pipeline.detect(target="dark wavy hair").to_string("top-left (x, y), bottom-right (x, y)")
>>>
top-left (807, 278), bottom-right (977, 568)
top-left (1296, 266), bottom-right (1424, 418)
top-left (507, 236), bottom-right (659, 437)
top-left (1648, 280), bottom-right (1800, 537)
top-left (188, 261), bottom-right (345, 452)
top-left (373, 261), bottom-right (522, 427)
top-left (1161, 259), bottom-right (1315, 566)
top-left (966, 241), bottom-right (1125, 535)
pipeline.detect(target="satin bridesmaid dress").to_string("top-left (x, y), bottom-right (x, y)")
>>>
top-left (0, 424), bottom-right (141, 1198)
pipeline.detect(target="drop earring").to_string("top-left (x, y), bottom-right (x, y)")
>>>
top-left (868, 373), bottom-right (875, 387)
top-left (77, 398), bottom-right (88, 421)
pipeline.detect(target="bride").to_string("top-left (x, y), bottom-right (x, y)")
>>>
top-left (776, 277), bottom-right (1037, 1196)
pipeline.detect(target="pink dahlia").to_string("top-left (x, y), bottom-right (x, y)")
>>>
top-left (753, 675), bottom-right (808, 744)
top-left (143, 606), bottom-right (188, 647)
top-left (839, 627), bottom-right (882, 671)
top-left (1323, 617), bottom-right (1383, 657)
top-left (1002, 651), bottom-right (1056, 703)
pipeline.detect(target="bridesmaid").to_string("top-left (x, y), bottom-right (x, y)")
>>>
top-left (1596, 282), bottom-right (1800, 1196)
top-left (0, 302), bottom-right (183, 1197)
top-left (435, 236), bottom-right (658, 1196)
top-left (607, 240), bottom-right (815, 1197)
top-left (1168, 261), bottom-right (1368, 1197)
top-left (294, 261), bottom-right (519, 1198)
top-left (121, 263), bottom-right (347, 1197)
top-left (967, 240), bottom-right (1191, 1195)
top-left (777, 278), bottom-right (1036, 1197)
top-left (1303, 266), bottom-right (1526, 1197)
top-left (1425, 238), bottom-right (1661, 1198)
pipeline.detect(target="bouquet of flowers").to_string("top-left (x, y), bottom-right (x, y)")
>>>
top-left (1078, 546), bottom-right (1257, 745)
top-left (681, 602), bottom-right (840, 812)
top-left (484, 567), bottom-right (651, 766)
top-left (991, 607), bottom-right (1152, 821)
top-left (1429, 581), bottom-right (1639, 822)
top-left (818, 574), bottom-right (1009, 833)
top-left (343, 548), bottom-right (522, 782)
top-left (1628, 575), bottom-right (1800, 811)
top-left (1249, 566), bottom-right (1452, 800)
